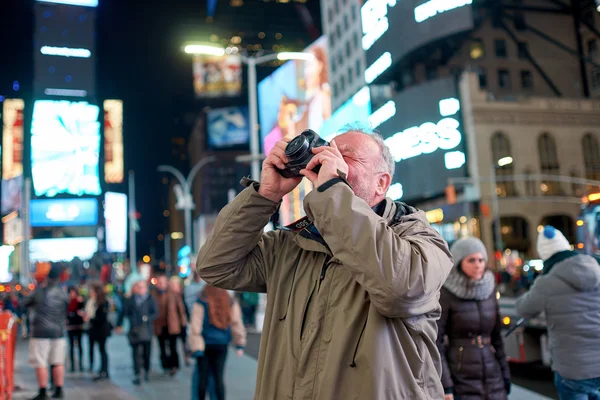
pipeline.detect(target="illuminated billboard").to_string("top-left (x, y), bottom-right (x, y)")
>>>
top-left (34, 4), bottom-right (96, 96)
top-left (104, 192), bottom-right (127, 254)
top-left (36, 0), bottom-right (98, 6)
top-left (378, 77), bottom-right (467, 202)
top-left (258, 37), bottom-right (331, 225)
top-left (30, 198), bottom-right (98, 227)
top-left (193, 54), bottom-right (242, 98)
top-left (31, 100), bottom-right (102, 197)
top-left (30, 237), bottom-right (98, 263)
top-left (207, 106), bottom-right (249, 149)
top-left (362, 0), bottom-right (473, 81)
top-left (2, 99), bottom-right (24, 180)
top-left (319, 87), bottom-right (372, 141)
top-left (259, 36), bottom-right (331, 154)
top-left (104, 100), bottom-right (124, 184)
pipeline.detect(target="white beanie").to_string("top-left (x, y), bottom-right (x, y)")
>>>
top-left (537, 226), bottom-right (571, 261)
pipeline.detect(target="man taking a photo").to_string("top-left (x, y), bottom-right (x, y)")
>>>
top-left (197, 126), bottom-right (453, 399)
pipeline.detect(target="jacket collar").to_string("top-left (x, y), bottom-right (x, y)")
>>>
top-left (543, 250), bottom-right (579, 275)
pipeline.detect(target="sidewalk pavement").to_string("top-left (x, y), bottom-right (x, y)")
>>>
top-left (11, 334), bottom-right (553, 400)
top-left (12, 335), bottom-right (257, 400)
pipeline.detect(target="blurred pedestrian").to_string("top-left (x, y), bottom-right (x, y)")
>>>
top-left (516, 226), bottom-right (600, 399)
top-left (169, 276), bottom-right (191, 366)
top-left (66, 287), bottom-right (85, 373)
top-left (86, 284), bottom-right (112, 381)
top-left (153, 275), bottom-right (187, 375)
top-left (189, 284), bottom-right (246, 400)
top-left (23, 265), bottom-right (69, 400)
top-left (116, 279), bottom-right (157, 385)
top-left (437, 237), bottom-right (510, 400)
top-left (238, 292), bottom-right (258, 333)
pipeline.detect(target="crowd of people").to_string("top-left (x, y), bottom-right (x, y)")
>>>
top-left (14, 268), bottom-right (250, 400)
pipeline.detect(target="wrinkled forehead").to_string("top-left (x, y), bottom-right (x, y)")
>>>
top-left (334, 131), bottom-right (379, 157)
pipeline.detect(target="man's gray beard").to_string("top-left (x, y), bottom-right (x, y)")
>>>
top-left (349, 178), bottom-right (376, 206)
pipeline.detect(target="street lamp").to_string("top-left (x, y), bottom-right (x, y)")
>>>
top-left (491, 157), bottom-right (514, 258)
top-left (183, 43), bottom-right (314, 180)
top-left (158, 156), bottom-right (217, 253)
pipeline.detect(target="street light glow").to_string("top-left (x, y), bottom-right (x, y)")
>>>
top-left (184, 44), bottom-right (225, 56)
top-left (276, 52), bottom-right (315, 61)
top-left (497, 156), bottom-right (513, 167)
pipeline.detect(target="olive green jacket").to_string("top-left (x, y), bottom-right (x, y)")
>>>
top-left (197, 180), bottom-right (453, 399)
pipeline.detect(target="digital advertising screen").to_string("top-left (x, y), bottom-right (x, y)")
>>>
top-left (2, 99), bottom-right (24, 180)
top-left (30, 198), bottom-right (98, 227)
top-left (30, 237), bottom-right (98, 263)
top-left (1, 175), bottom-right (23, 216)
top-left (104, 192), bottom-right (127, 254)
top-left (31, 100), bottom-right (102, 197)
top-left (104, 100), bottom-right (124, 184)
top-left (259, 36), bottom-right (331, 155)
top-left (362, 0), bottom-right (473, 79)
top-left (207, 106), bottom-right (250, 149)
top-left (34, 3), bottom-right (96, 97)
top-left (378, 76), bottom-right (468, 202)
top-left (319, 87), bottom-right (372, 141)
top-left (193, 54), bottom-right (242, 98)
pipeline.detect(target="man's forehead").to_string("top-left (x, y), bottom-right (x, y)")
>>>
top-left (334, 131), bottom-right (378, 153)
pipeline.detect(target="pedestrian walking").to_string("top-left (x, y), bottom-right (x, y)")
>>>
top-left (153, 275), bottom-right (187, 375)
top-left (437, 237), bottom-right (511, 400)
top-left (516, 226), bottom-right (600, 399)
top-left (197, 127), bottom-right (453, 398)
top-left (238, 292), bottom-right (258, 332)
top-left (116, 279), bottom-right (157, 385)
top-left (66, 287), bottom-right (85, 373)
top-left (86, 284), bottom-right (112, 381)
top-left (189, 284), bottom-right (246, 400)
top-left (23, 265), bottom-right (69, 400)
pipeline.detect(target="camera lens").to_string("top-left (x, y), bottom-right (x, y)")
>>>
top-left (285, 135), bottom-right (309, 159)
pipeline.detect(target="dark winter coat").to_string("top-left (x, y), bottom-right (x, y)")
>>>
top-left (23, 283), bottom-right (69, 339)
top-left (90, 301), bottom-right (112, 339)
top-left (437, 288), bottom-right (510, 400)
top-left (117, 294), bottom-right (157, 344)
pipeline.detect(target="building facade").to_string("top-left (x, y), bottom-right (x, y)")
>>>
top-left (320, 0), bottom-right (366, 109)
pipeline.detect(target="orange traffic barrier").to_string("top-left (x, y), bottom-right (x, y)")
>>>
top-left (0, 312), bottom-right (19, 400)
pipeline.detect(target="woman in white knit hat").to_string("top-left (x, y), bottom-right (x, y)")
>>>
top-left (517, 226), bottom-right (600, 399)
top-left (437, 237), bottom-right (511, 400)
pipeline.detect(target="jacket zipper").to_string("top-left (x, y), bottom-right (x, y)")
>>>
top-left (477, 301), bottom-right (488, 398)
top-left (350, 314), bottom-right (369, 368)
top-left (300, 280), bottom-right (317, 341)
top-left (457, 346), bottom-right (464, 372)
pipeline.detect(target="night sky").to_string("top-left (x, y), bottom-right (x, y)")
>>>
top-left (0, 0), bottom-right (319, 259)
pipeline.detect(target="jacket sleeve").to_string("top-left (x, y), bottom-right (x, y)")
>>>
top-left (436, 290), bottom-right (454, 392)
top-left (515, 277), bottom-right (547, 318)
top-left (230, 300), bottom-right (247, 349)
top-left (196, 184), bottom-right (282, 293)
top-left (303, 183), bottom-right (453, 318)
top-left (492, 296), bottom-right (511, 381)
top-left (178, 297), bottom-right (188, 327)
top-left (116, 299), bottom-right (128, 327)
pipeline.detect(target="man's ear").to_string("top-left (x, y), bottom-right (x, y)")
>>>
top-left (376, 173), bottom-right (392, 197)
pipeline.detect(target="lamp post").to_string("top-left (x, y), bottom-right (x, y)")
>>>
top-left (491, 156), bottom-right (514, 257)
top-left (183, 44), bottom-right (314, 180)
top-left (158, 156), bottom-right (217, 253)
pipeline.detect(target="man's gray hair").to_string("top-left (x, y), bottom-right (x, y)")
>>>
top-left (337, 122), bottom-right (395, 177)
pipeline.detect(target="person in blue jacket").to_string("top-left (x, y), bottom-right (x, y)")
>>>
top-left (189, 285), bottom-right (246, 400)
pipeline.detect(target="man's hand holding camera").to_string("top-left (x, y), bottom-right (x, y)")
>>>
top-left (258, 141), bottom-right (303, 203)
top-left (300, 140), bottom-right (348, 188)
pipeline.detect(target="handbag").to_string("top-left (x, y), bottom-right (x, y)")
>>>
top-left (128, 316), bottom-right (151, 343)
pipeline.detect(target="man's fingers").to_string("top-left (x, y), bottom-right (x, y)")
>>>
top-left (270, 146), bottom-right (288, 163)
top-left (300, 169), bottom-right (318, 183)
top-left (330, 139), bottom-right (338, 149)
top-left (264, 154), bottom-right (286, 170)
top-left (274, 141), bottom-right (289, 151)
top-left (304, 153), bottom-right (323, 171)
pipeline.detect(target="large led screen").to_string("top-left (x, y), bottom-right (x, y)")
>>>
top-left (104, 192), bottom-right (127, 254)
top-left (258, 37), bottom-right (332, 225)
top-left (31, 100), bottom-right (102, 197)
top-left (319, 87), bottom-right (372, 141)
top-left (378, 77), bottom-right (468, 202)
top-left (34, 3), bottom-right (96, 97)
top-left (2, 99), bottom-right (24, 180)
top-left (259, 36), bottom-right (331, 155)
top-left (193, 55), bottom-right (242, 98)
top-left (104, 100), bottom-right (124, 184)
top-left (30, 237), bottom-right (98, 263)
top-left (363, 0), bottom-right (473, 78)
top-left (207, 106), bottom-right (249, 149)
top-left (30, 198), bottom-right (98, 227)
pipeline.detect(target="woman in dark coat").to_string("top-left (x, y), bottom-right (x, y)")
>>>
top-left (437, 237), bottom-right (511, 400)
top-left (116, 279), bottom-right (157, 385)
top-left (66, 286), bottom-right (85, 372)
top-left (87, 284), bottom-right (112, 381)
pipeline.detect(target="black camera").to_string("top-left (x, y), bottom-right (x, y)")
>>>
top-left (279, 129), bottom-right (330, 178)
